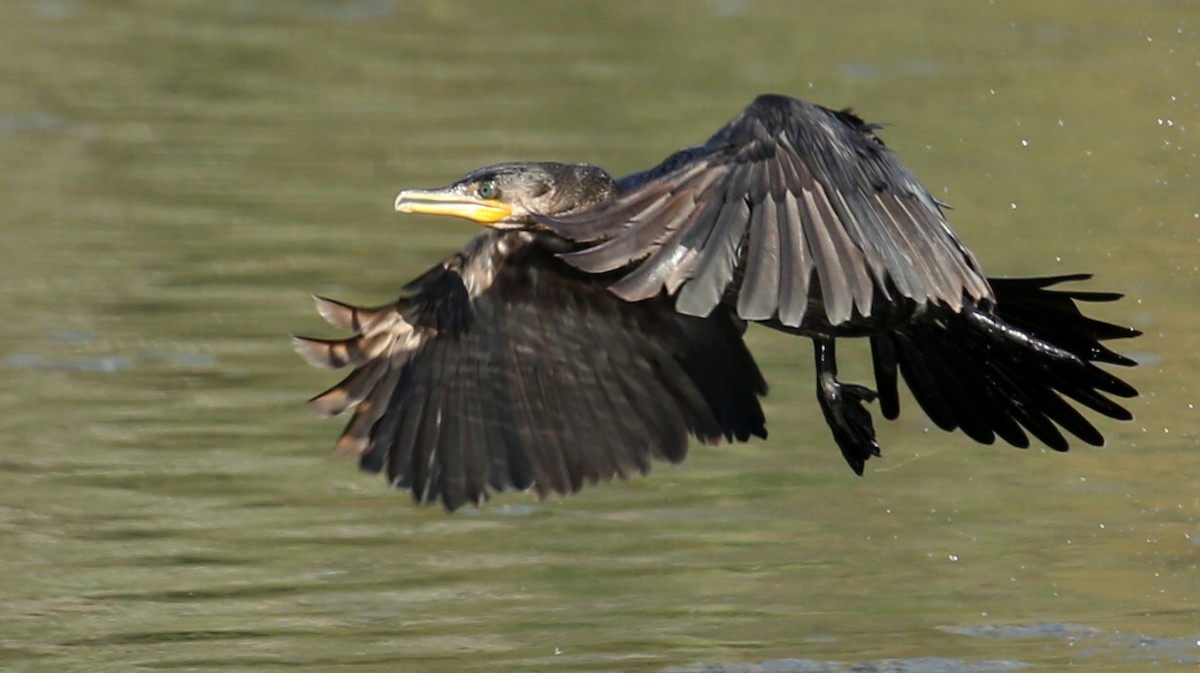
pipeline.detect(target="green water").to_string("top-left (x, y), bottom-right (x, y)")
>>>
top-left (1, 2), bottom-right (1196, 671)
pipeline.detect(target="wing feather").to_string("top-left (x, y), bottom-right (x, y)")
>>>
top-left (736, 195), bottom-right (781, 320)
top-left (676, 196), bottom-right (750, 317)
top-left (776, 191), bottom-right (811, 326)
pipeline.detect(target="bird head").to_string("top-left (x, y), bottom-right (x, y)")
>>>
top-left (394, 162), bottom-right (617, 230)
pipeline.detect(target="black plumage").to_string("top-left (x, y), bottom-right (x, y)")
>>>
top-left (297, 94), bottom-right (1139, 510)
top-left (297, 229), bottom-right (767, 510)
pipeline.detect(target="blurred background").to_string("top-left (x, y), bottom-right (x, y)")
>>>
top-left (1, 1), bottom-right (1196, 671)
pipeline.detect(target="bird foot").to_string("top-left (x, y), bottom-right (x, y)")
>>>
top-left (816, 378), bottom-right (881, 475)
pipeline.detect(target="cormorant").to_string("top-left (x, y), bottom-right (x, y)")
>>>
top-left (296, 94), bottom-right (1139, 511)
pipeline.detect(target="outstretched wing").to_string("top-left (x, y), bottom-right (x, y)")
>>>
top-left (295, 231), bottom-right (767, 511)
top-left (537, 94), bottom-right (994, 327)
top-left (869, 274), bottom-right (1140, 451)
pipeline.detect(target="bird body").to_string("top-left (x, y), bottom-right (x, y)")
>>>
top-left (296, 94), bottom-right (1139, 510)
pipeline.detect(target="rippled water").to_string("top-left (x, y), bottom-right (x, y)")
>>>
top-left (2, 2), bottom-right (1197, 672)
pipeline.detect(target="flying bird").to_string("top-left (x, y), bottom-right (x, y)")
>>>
top-left (296, 94), bottom-right (1139, 511)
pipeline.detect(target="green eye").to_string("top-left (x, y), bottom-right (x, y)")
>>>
top-left (477, 182), bottom-right (498, 199)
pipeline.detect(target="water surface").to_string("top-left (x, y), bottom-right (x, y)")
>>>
top-left (1, 2), bottom-right (1196, 672)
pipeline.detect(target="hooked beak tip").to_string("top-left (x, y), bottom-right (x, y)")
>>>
top-left (390, 188), bottom-right (513, 225)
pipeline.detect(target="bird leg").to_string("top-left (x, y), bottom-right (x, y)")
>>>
top-left (813, 336), bottom-right (881, 475)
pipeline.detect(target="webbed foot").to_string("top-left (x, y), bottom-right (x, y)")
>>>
top-left (814, 337), bottom-right (881, 474)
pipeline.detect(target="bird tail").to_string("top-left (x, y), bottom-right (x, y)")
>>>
top-left (869, 274), bottom-right (1140, 450)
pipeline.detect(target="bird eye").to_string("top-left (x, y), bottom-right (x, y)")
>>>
top-left (477, 182), bottom-right (498, 199)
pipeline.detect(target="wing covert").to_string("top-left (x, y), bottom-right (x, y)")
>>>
top-left (538, 94), bottom-right (994, 326)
